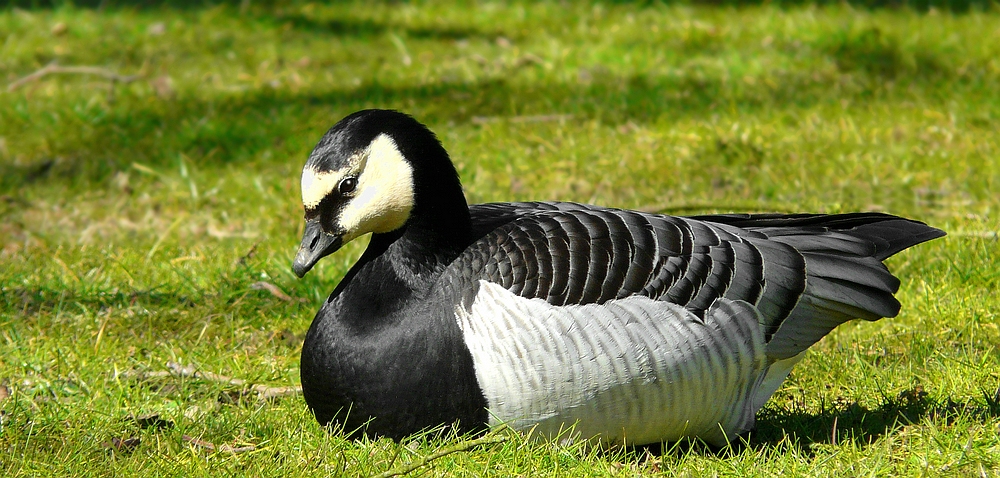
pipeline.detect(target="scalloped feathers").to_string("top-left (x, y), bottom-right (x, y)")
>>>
top-left (296, 110), bottom-right (945, 446)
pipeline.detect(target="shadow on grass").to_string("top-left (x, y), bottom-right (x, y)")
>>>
top-left (628, 387), bottom-right (1000, 458)
top-left (3, 0), bottom-right (980, 194)
top-left (5, 285), bottom-right (202, 316)
top-left (0, 75), bottom-right (718, 189)
top-left (0, 51), bottom-right (961, 193)
top-left (3, 0), bottom-right (995, 14)
top-left (256, 9), bottom-right (510, 41)
top-left (682, 0), bottom-right (993, 13)
top-left (2, 279), bottom-right (308, 318)
top-left (749, 387), bottom-right (1000, 453)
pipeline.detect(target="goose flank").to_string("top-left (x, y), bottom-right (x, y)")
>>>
top-left (291, 109), bottom-right (945, 446)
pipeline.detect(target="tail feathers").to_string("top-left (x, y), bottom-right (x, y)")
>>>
top-left (767, 233), bottom-right (876, 257)
top-left (753, 215), bottom-right (944, 360)
top-left (766, 271), bottom-right (903, 359)
top-left (695, 212), bottom-right (945, 261)
top-left (799, 252), bottom-right (900, 292)
top-left (807, 275), bottom-right (900, 319)
top-left (766, 295), bottom-right (869, 359)
top-left (845, 219), bottom-right (946, 261)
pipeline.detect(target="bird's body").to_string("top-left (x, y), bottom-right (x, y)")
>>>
top-left (292, 110), bottom-right (944, 446)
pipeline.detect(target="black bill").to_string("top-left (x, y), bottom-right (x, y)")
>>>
top-left (292, 220), bottom-right (343, 278)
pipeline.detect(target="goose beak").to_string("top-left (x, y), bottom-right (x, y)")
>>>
top-left (292, 220), bottom-right (343, 278)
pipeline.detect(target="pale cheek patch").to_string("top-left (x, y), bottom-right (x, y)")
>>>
top-left (338, 134), bottom-right (415, 240)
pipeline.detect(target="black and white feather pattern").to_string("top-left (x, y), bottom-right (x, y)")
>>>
top-left (438, 202), bottom-right (943, 444)
top-left (295, 110), bottom-right (945, 446)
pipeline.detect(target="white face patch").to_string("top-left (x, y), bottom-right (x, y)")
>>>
top-left (299, 134), bottom-right (415, 242)
top-left (338, 134), bottom-right (415, 242)
top-left (301, 167), bottom-right (351, 210)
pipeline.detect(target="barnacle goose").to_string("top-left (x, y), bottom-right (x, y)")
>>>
top-left (291, 109), bottom-right (944, 446)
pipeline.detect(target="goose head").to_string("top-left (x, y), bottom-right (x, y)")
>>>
top-left (291, 110), bottom-right (467, 277)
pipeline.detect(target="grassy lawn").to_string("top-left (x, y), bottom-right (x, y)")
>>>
top-left (1, 0), bottom-right (998, 475)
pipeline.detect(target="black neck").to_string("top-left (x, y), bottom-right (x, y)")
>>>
top-left (332, 180), bottom-right (471, 327)
top-left (367, 203), bottom-right (471, 285)
top-left (373, 146), bottom-right (473, 278)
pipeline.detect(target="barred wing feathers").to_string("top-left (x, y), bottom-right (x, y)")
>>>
top-left (440, 202), bottom-right (942, 443)
top-left (454, 203), bottom-right (942, 358)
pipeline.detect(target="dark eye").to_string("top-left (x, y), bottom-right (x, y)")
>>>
top-left (338, 177), bottom-right (358, 195)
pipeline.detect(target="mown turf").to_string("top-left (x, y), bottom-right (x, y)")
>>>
top-left (1, 1), bottom-right (998, 476)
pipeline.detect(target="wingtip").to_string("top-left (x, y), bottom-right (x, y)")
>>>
top-left (869, 219), bottom-right (946, 261)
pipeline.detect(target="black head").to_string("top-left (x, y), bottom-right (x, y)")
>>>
top-left (292, 110), bottom-right (467, 277)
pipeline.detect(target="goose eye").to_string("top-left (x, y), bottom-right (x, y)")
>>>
top-left (339, 177), bottom-right (358, 195)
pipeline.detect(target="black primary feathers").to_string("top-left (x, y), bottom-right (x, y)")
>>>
top-left (292, 109), bottom-right (944, 444)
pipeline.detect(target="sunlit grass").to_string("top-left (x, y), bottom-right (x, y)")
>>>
top-left (1, 1), bottom-right (998, 476)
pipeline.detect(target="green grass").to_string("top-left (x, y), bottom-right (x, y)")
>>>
top-left (2, 0), bottom-right (999, 476)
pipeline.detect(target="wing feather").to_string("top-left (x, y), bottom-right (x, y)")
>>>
top-left (447, 202), bottom-right (943, 361)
